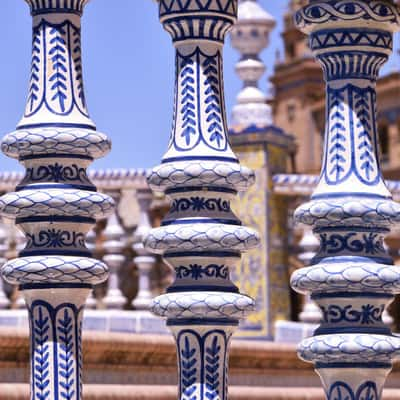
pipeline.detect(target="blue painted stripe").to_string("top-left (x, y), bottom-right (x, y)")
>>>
top-left (316, 362), bottom-right (391, 369)
top-left (173, 35), bottom-right (225, 44)
top-left (161, 156), bottom-right (239, 164)
top-left (17, 122), bottom-right (96, 130)
top-left (20, 249), bottom-right (91, 258)
top-left (167, 285), bottom-right (239, 293)
top-left (167, 318), bottom-right (238, 327)
top-left (31, 8), bottom-right (83, 17)
top-left (312, 292), bottom-right (394, 300)
top-left (19, 153), bottom-right (94, 161)
top-left (312, 255), bottom-right (393, 265)
top-left (314, 326), bottom-right (391, 336)
top-left (16, 183), bottom-right (97, 192)
top-left (161, 218), bottom-right (242, 226)
top-left (165, 251), bottom-right (241, 258)
top-left (20, 283), bottom-right (91, 290)
top-left (313, 226), bottom-right (390, 233)
top-left (16, 216), bottom-right (95, 224)
top-left (165, 186), bottom-right (237, 195)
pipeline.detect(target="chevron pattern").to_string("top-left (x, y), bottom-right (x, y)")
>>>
top-left (159, 0), bottom-right (236, 17)
top-left (311, 29), bottom-right (392, 51)
top-left (26, 0), bottom-right (89, 15)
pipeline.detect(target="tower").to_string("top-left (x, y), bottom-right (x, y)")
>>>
top-left (270, 0), bottom-right (325, 174)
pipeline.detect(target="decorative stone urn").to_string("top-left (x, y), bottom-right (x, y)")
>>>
top-left (145, 1), bottom-right (259, 400)
top-left (290, 1), bottom-right (400, 399)
top-left (0, 1), bottom-right (113, 399)
top-left (230, 0), bottom-right (276, 126)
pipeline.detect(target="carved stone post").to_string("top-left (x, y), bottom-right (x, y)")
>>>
top-left (145, 1), bottom-right (259, 400)
top-left (0, 220), bottom-right (10, 309)
top-left (132, 189), bottom-right (155, 310)
top-left (0, 1), bottom-right (113, 399)
top-left (103, 190), bottom-right (126, 309)
top-left (297, 227), bottom-right (321, 324)
top-left (85, 227), bottom-right (99, 309)
top-left (291, 2), bottom-right (400, 399)
top-left (230, 0), bottom-right (276, 126)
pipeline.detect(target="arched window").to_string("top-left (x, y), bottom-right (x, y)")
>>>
top-left (378, 124), bottom-right (390, 165)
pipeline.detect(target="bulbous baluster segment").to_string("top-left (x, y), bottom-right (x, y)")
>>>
top-left (0, 2), bottom-right (113, 399)
top-left (146, 2), bottom-right (259, 400)
top-left (290, 2), bottom-right (400, 399)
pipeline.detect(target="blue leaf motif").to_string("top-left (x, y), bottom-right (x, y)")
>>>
top-left (205, 336), bottom-right (220, 400)
top-left (355, 90), bottom-right (375, 181)
top-left (328, 381), bottom-right (355, 400)
top-left (72, 25), bottom-right (86, 111)
top-left (356, 382), bottom-right (378, 400)
top-left (328, 90), bottom-right (347, 181)
top-left (203, 55), bottom-right (224, 148)
top-left (180, 57), bottom-right (197, 146)
top-left (57, 309), bottom-right (75, 400)
top-left (33, 307), bottom-right (50, 400)
top-left (28, 28), bottom-right (42, 112)
top-left (181, 336), bottom-right (197, 400)
top-left (49, 26), bottom-right (68, 112)
top-left (328, 381), bottom-right (377, 400)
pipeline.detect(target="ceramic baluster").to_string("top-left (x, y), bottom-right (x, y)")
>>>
top-left (0, 1), bottom-right (113, 398)
top-left (291, 2), bottom-right (400, 399)
top-left (145, 1), bottom-right (259, 400)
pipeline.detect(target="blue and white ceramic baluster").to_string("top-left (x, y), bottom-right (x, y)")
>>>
top-left (145, 1), bottom-right (259, 400)
top-left (291, 2), bottom-right (400, 399)
top-left (0, 1), bottom-right (113, 399)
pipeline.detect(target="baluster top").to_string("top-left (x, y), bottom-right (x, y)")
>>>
top-left (158, 0), bottom-right (238, 43)
top-left (295, 1), bottom-right (400, 34)
top-left (25, 0), bottom-right (90, 16)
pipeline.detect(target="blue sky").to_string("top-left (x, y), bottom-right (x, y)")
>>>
top-left (0, 1), bottom-right (398, 172)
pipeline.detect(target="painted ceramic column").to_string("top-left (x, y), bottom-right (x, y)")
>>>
top-left (132, 189), bottom-right (156, 310)
top-left (145, 1), bottom-right (259, 399)
top-left (291, 2), bottom-right (400, 399)
top-left (0, 1), bottom-right (113, 399)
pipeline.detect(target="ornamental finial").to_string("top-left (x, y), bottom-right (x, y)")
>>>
top-left (230, 0), bottom-right (276, 127)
